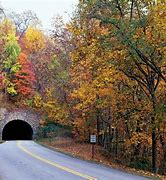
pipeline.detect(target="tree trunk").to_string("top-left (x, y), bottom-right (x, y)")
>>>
top-left (160, 135), bottom-right (166, 174)
top-left (151, 93), bottom-right (157, 173)
top-left (96, 94), bottom-right (100, 145)
top-left (96, 111), bottom-right (100, 145)
top-left (115, 128), bottom-right (118, 157)
top-left (152, 129), bottom-right (157, 173)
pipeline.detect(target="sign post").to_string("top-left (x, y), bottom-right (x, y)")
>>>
top-left (90, 135), bottom-right (97, 159)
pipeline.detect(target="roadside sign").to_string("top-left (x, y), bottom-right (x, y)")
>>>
top-left (90, 135), bottom-right (97, 143)
top-left (90, 135), bottom-right (96, 159)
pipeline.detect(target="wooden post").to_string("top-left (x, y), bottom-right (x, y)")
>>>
top-left (92, 144), bottom-right (95, 159)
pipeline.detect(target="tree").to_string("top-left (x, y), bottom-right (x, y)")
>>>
top-left (9, 10), bottom-right (40, 40)
top-left (2, 32), bottom-right (21, 96)
top-left (90, 0), bottom-right (166, 173)
top-left (24, 26), bottom-right (45, 53)
top-left (68, 0), bottom-right (166, 173)
top-left (0, 3), bottom-right (6, 21)
top-left (68, 2), bottom-right (117, 143)
top-left (14, 53), bottom-right (36, 97)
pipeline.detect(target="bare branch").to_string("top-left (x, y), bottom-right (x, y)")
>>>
top-left (115, 0), bottom-right (124, 18)
top-left (130, 0), bottom-right (134, 21)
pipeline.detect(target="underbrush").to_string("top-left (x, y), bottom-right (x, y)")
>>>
top-left (129, 158), bottom-right (151, 171)
top-left (36, 122), bottom-right (72, 139)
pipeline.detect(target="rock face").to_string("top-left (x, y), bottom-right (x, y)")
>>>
top-left (0, 108), bottom-right (40, 140)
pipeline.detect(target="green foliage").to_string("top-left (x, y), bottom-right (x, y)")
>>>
top-left (2, 33), bottom-right (21, 97)
top-left (50, 55), bottom-right (61, 69)
top-left (2, 33), bottom-right (21, 79)
top-left (5, 33), bottom-right (21, 61)
top-left (129, 158), bottom-right (151, 171)
top-left (37, 122), bottom-right (72, 138)
top-left (25, 99), bottom-right (33, 106)
top-left (10, 63), bottom-right (21, 73)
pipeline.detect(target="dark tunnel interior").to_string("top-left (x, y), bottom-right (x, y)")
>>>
top-left (2, 120), bottom-right (33, 140)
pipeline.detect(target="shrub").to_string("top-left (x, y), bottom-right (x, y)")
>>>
top-left (37, 122), bottom-right (72, 138)
top-left (129, 158), bottom-right (151, 170)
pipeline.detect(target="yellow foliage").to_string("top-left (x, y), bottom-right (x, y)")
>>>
top-left (0, 19), bottom-right (15, 36)
top-left (126, 132), bottom-right (152, 147)
top-left (25, 26), bottom-right (45, 53)
top-left (34, 93), bottom-right (42, 108)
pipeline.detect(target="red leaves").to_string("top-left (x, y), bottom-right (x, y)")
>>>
top-left (14, 53), bottom-right (36, 96)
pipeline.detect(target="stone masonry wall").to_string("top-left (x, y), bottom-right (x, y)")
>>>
top-left (0, 108), bottom-right (40, 140)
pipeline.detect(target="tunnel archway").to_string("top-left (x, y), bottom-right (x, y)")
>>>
top-left (2, 120), bottom-right (33, 140)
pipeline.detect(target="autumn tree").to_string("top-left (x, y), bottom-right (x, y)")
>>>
top-left (14, 53), bottom-right (36, 97)
top-left (89, 0), bottom-right (166, 173)
top-left (2, 32), bottom-right (21, 97)
top-left (0, 18), bottom-right (36, 106)
top-left (24, 26), bottom-right (45, 54)
top-left (68, 0), bottom-right (166, 173)
top-left (10, 10), bottom-right (40, 40)
top-left (68, 1), bottom-right (118, 142)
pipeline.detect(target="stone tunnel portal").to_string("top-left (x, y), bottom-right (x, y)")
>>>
top-left (2, 120), bottom-right (33, 140)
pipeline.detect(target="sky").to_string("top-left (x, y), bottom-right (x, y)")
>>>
top-left (1, 0), bottom-right (78, 30)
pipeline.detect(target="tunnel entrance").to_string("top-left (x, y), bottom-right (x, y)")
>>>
top-left (2, 120), bottom-right (33, 140)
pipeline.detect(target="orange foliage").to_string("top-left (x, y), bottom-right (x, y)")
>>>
top-left (14, 53), bottom-right (36, 96)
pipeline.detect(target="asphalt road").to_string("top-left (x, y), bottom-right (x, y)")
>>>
top-left (0, 141), bottom-right (150, 180)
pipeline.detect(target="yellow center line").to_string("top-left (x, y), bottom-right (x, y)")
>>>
top-left (17, 141), bottom-right (97, 180)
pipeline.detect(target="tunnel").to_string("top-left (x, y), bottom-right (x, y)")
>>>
top-left (2, 120), bottom-right (33, 140)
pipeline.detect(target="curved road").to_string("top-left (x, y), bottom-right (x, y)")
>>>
top-left (0, 141), bottom-right (149, 180)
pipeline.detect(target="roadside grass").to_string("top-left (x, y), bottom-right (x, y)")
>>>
top-left (0, 140), bottom-right (4, 144)
top-left (37, 137), bottom-right (166, 180)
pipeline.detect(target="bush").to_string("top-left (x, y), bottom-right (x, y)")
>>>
top-left (37, 122), bottom-right (72, 138)
top-left (129, 158), bottom-right (151, 170)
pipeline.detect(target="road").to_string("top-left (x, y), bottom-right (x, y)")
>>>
top-left (0, 141), bottom-right (149, 180)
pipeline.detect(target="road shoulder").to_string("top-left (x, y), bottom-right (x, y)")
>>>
top-left (36, 137), bottom-right (165, 180)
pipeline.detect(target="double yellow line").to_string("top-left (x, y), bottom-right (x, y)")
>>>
top-left (17, 141), bottom-right (97, 180)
